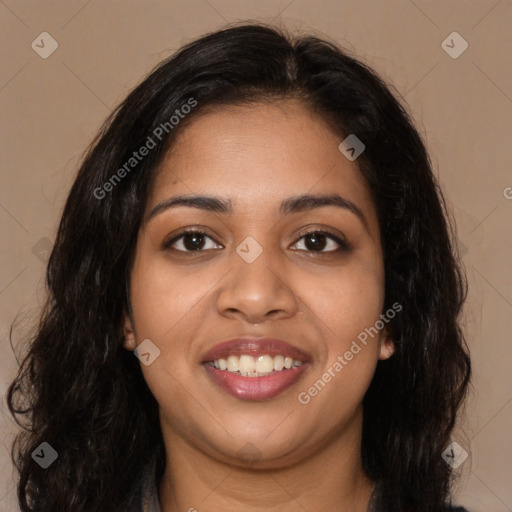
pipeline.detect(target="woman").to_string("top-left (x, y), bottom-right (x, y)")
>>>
top-left (7, 23), bottom-right (471, 512)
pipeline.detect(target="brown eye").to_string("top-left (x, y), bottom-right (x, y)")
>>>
top-left (292, 230), bottom-right (349, 253)
top-left (164, 230), bottom-right (222, 252)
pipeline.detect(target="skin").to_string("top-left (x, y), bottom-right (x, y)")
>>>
top-left (122, 98), bottom-right (395, 512)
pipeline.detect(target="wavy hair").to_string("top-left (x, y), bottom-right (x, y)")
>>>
top-left (7, 23), bottom-right (471, 512)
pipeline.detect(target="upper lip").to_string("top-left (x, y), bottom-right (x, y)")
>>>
top-left (201, 337), bottom-right (312, 363)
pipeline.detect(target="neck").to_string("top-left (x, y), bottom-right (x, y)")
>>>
top-left (158, 408), bottom-right (375, 512)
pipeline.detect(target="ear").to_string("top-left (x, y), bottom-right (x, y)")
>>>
top-left (122, 311), bottom-right (136, 351)
top-left (378, 323), bottom-right (395, 361)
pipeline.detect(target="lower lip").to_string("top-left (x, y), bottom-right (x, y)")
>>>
top-left (203, 363), bottom-right (309, 401)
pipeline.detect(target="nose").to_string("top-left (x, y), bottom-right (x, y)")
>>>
top-left (216, 245), bottom-right (299, 324)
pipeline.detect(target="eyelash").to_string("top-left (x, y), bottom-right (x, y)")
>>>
top-left (163, 227), bottom-right (350, 255)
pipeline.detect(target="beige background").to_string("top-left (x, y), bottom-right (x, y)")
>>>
top-left (1, 1), bottom-right (511, 510)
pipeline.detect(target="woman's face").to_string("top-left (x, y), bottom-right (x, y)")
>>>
top-left (123, 99), bottom-right (394, 468)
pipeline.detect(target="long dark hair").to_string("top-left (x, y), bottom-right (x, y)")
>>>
top-left (7, 23), bottom-right (471, 512)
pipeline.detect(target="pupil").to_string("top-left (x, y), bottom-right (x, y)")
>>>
top-left (184, 233), bottom-right (204, 251)
top-left (306, 232), bottom-right (325, 251)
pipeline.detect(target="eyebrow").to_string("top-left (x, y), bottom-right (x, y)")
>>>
top-left (145, 193), bottom-right (369, 232)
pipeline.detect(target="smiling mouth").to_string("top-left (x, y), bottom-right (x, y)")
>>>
top-left (202, 354), bottom-right (310, 401)
top-left (206, 353), bottom-right (304, 377)
top-left (200, 337), bottom-right (311, 400)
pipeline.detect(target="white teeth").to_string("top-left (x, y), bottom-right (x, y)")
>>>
top-left (211, 354), bottom-right (304, 375)
top-left (255, 355), bottom-right (274, 373)
top-left (273, 355), bottom-right (284, 371)
top-left (238, 354), bottom-right (256, 373)
top-left (226, 355), bottom-right (239, 372)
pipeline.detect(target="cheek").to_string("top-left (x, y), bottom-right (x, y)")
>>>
top-left (129, 257), bottom-right (202, 433)
top-left (305, 253), bottom-right (385, 351)
top-left (127, 248), bottom-right (219, 407)
top-left (129, 245), bottom-right (207, 341)
top-left (295, 255), bottom-right (384, 407)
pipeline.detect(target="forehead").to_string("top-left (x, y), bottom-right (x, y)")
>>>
top-left (148, 99), bottom-right (377, 229)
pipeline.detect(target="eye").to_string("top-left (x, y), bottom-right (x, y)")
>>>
top-left (163, 229), bottom-right (222, 253)
top-left (163, 228), bottom-right (349, 254)
top-left (291, 229), bottom-right (349, 253)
